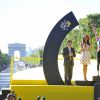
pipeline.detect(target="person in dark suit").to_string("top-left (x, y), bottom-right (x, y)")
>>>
top-left (63, 40), bottom-right (76, 85)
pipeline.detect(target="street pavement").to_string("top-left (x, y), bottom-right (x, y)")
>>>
top-left (13, 58), bottom-right (98, 81)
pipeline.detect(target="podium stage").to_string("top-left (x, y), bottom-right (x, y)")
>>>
top-left (10, 80), bottom-right (94, 100)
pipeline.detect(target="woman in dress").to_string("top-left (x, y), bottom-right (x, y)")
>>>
top-left (80, 34), bottom-right (91, 81)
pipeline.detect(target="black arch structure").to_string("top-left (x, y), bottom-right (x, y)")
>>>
top-left (43, 11), bottom-right (79, 85)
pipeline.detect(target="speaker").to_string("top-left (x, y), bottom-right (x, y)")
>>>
top-left (75, 81), bottom-right (94, 86)
top-left (94, 83), bottom-right (100, 100)
top-left (93, 76), bottom-right (100, 83)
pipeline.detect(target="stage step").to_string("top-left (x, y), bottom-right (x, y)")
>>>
top-left (75, 81), bottom-right (94, 86)
top-left (93, 76), bottom-right (100, 83)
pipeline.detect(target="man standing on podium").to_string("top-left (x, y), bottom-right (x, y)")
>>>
top-left (63, 40), bottom-right (76, 85)
top-left (91, 24), bottom-right (100, 76)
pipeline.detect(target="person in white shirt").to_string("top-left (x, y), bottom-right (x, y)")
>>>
top-left (91, 24), bottom-right (100, 76)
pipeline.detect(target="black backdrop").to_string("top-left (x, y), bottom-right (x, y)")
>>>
top-left (43, 11), bottom-right (79, 85)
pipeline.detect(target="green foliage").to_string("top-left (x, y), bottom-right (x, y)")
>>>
top-left (0, 49), bottom-right (11, 71)
top-left (29, 48), bottom-right (43, 65)
top-left (87, 13), bottom-right (100, 28)
top-left (30, 51), bottom-right (40, 65)
top-left (59, 29), bottom-right (81, 53)
top-left (0, 50), bottom-right (11, 65)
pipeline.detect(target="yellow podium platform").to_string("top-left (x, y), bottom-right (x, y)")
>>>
top-left (10, 80), bottom-right (94, 100)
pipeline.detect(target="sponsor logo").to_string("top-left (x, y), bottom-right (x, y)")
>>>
top-left (60, 20), bottom-right (71, 31)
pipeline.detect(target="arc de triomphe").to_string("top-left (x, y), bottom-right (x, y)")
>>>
top-left (8, 43), bottom-right (26, 57)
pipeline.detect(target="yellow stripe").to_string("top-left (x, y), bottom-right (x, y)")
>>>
top-left (10, 58), bottom-right (14, 86)
top-left (13, 57), bottom-right (81, 60)
top-left (11, 80), bottom-right (47, 85)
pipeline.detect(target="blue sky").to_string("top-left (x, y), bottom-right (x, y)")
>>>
top-left (0, 0), bottom-right (100, 53)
